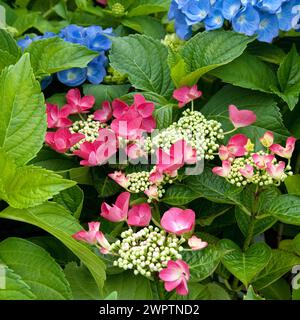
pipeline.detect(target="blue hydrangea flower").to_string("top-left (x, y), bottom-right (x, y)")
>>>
top-left (59, 25), bottom-right (87, 45)
top-left (222, 0), bottom-right (241, 20)
top-left (256, 0), bottom-right (284, 14)
top-left (57, 68), bottom-right (87, 87)
top-left (278, 0), bottom-right (298, 31)
top-left (181, 0), bottom-right (211, 25)
top-left (256, 12), bottom-right (279, 42)
top-left (205, 8), bottom-right (225, 30)
top-left (17, 36), bottom-right (33, 51)
top-left (232, 5), bottom-right (260, 36)
top-left (87, 53), bottom-right (108, 84)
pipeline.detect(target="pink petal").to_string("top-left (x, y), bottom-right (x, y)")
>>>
top-left (229, 105), bottom-right (256, 128)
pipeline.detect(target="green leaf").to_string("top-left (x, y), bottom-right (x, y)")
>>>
top-left (153, 104), bottom-right (175, 129)
top-left (275, 46), bottom-right (300, 110)
top-left (247, 42), bottom-right (286, 65)
top-left (0, 238), bottom-right (72, 299)
top-left (0, 202), bottom-right (106, 295)
top-left (127, 0), bottom-right (170, 17)
top-left (285, 175), bottom-right (300, 195)
top-left (243, 285), bottom-right (265, 300)
top-left (253, 249), bottom-right (300, 290)
top-left (12, 11), bottom-right (40, 36)
top-left (53, 186), bottom-right (84, 219)
top-left (64, 262), bottom-right (100, 300)
top-left (260, 279), bottom-right (291, 300)
top-left (261, 194), bottom-right (300, 226)
top-left (122, 16), bottom-right (166, 39)
top-left (185, 167), bottom-right (244, 206)
top-left (0, 263), bottom-right (36, 300)
top-left (196, 282), bottom-right (231, 300)
top-left (162, 184), bottom-right (199, 205)
top-left (109, 34), bottom-right (175, 98)
top-left (211, 53), bottom-right (278, 93)
top-left (219, 240), bottom-right (272, 287)
top-left (169, 30), bottom-right (254, 87)
top-left (104, 271), bottom-right (152, 300)
top-left (83, 84), bottom-right (130, 106)
top-left (201, 85), bottom-right (290, 144)
top-left (0, 54), bottom-right (46, 165)
top-left (181, 245), bottom-right (222, 282)
top-left (0, 150), bottom-right (76, 208)
top-left (25, 37), bottom-right (98, 77)
top-left (292, 234), bottom-right (300, 256)
top-left (94, 174), bottom-right (122, 198)
top-left (0, 29), bottom-right (21, 71)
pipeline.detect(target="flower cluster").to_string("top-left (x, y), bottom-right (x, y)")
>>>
top-left (213, 131), bottom-right (296, 186)
top-left (18, 24), bottom-right (113, 87)
top-left (73, 196), bottom-right (208, 296)
top-left (168, 0), bottom-right (300, 42)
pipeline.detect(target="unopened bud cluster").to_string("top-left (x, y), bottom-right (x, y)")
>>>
top-left (228, 151), bottom-right (293, 187)
top-left (144, 109), bottom-right (224, 161)
top-left (69, 114), bottom-right (106, 151)
top-left (126, 171), bottom-right (151, 193)
top-left (111, 3), bottom-right (126, 17)
top-left (104, 66), bottom-right (128, 85)
top-left (111, 226), bottom-right (184, 277)
top-left (161, 33), bottom-right (185, 52)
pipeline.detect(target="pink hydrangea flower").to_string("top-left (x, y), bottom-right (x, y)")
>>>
top-left (45, 128), bottom-right (84, 153)
top-left (188, 236), bottom-right (208, 251)
top-left (100, 192), bottom-right (130, 222)
top-left (126, 142), bottom-right (147, 160)
top-left (72, 222), bottom-right (110, 254)
top-left (127, 203), bottom-right (152, 227)
top-left (149, 170), bottom-right (164, 184)
top-left (159, 260), bottom-right (190, 295)
top-left (219, 134), bottom-right (248, 161)
top-left (73, 129), bottom-right (117, 166)
top-left (269, 137), bottom-right (296, 159)
top-left (228, 105), bottom-right (257, 128)
top-left (108, 171), bottom-right (129, 189)
top-left (144, 185), bottom-right (159, 200)
top-left (260, 131), bottom-right (274, 148)
top-left (173, 85), bottom-right (202, 108)
top-left (96, 0), bottom-right (107, 6)
top-left (94, 101), bottom-right (113, 123)
top-left (239, 164), bottom-right (254, 179)
top-left (161, 207), bottom-right (195, 235)
top-left (65, 88), bottom-right (95, 114)
top-left (46, 103), bottom-right (72, 128)
top-left (266, 161), bottom-right (286, 180)
top-left (252, 154), bottom-right (275, 169)
top-left (212, 160), bottom-right (231, 178)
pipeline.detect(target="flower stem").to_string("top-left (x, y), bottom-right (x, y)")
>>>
top-left (223, 127), bottom-right (237, 135)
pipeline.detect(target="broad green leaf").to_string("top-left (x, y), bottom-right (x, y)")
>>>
top-left (185, 167), bottom-right (245, 206)
top-left (12, 11), bottom-right (40, 36)
top-left (276, 46), bottom-right (300, 110)
top-left (0, 202), bottom-right (106, 295)
top-left (235, 207), bottom-right (277, 237)
top-left (153, 104), bottom-right (175, 129)
top-left (243, 285), bottom-right (265, 300)
top-left (211, 53), bottom-right (278, 93)
top-left (127, 0), bottom-right (170, 17)
top-left (196, 282), bottom-right (231, 300)
top-left (182, 245), bottom-right (222, 282)
top-left (253, 249), bottom-right (300, 290)
top-left (93, 174), bottom-right (122, 198)
top-left (0, 238), bottom-right (72, 299)
top-left (64, 262), bottom-right (100, 300)
top-left (104, 291), bottom-right (118, 300)
top-left (285, 174), bottom-right (300, 195)
top-left (261, 194), bottom-right (300, 225)
top-left (0, 29), bottom-right (21, 71)
top-left (162, 184), bottom-right (199, 205)
top-left (260, 279), bottom-right (291, 300)
top-left (122, 16), bottom-right (166, 39)
top-left (201, 85), bottom-right (290, 145)
top-left (83, 84), bottom-right (130, 106)
top-left (0, 54), bottom-right (46, 165)
top-left (53, 186), bottom-right (84, 219)
top-left (109, 34), bottom-right (175, 98)
top-left (104, 271), bottom-right (152, 300)
top-left (247, 42), bottom-right (286, 65)
top-left (25, 37), bottom-right (98, 77)
top-left (219, 240), bottom-right (272, 287)
top-left (293, 234), bottom-right (300, 256)
top-left (0, 150), bottom-right (76, 208)
top-left (169, 30), bottom-right (254, 87)
top-left (0, 263), bottom-right (36, 300)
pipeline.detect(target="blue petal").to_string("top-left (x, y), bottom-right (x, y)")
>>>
top-left (174, 10), bottom-right (193, 39)
top-left (222, 0), bottom-right (241, 20)
top-left (41, 76), bottom-right (53, 90)
top-left (57, 68), bottom-right (87, 87)
top-left (205, 9), bottom-right (225, 30)
top-left (277, 0), bottom-right (298, 31)
top-left (256, 0), bottom-right (284, 14)
top-left (87, 33), bottom-right (111, 52)
top-left (232, 5), bottom-right (260, 36)
top-left (17, 36), bottom-right (33, 51)
top-left (256, 12), bottom-right (279, 42)
top-left (87, 63), bottom-right (107, 84)
top-left (182, 0), bottom-right (211, 24)
top-left (59, 24), bottom-right (86, 45)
